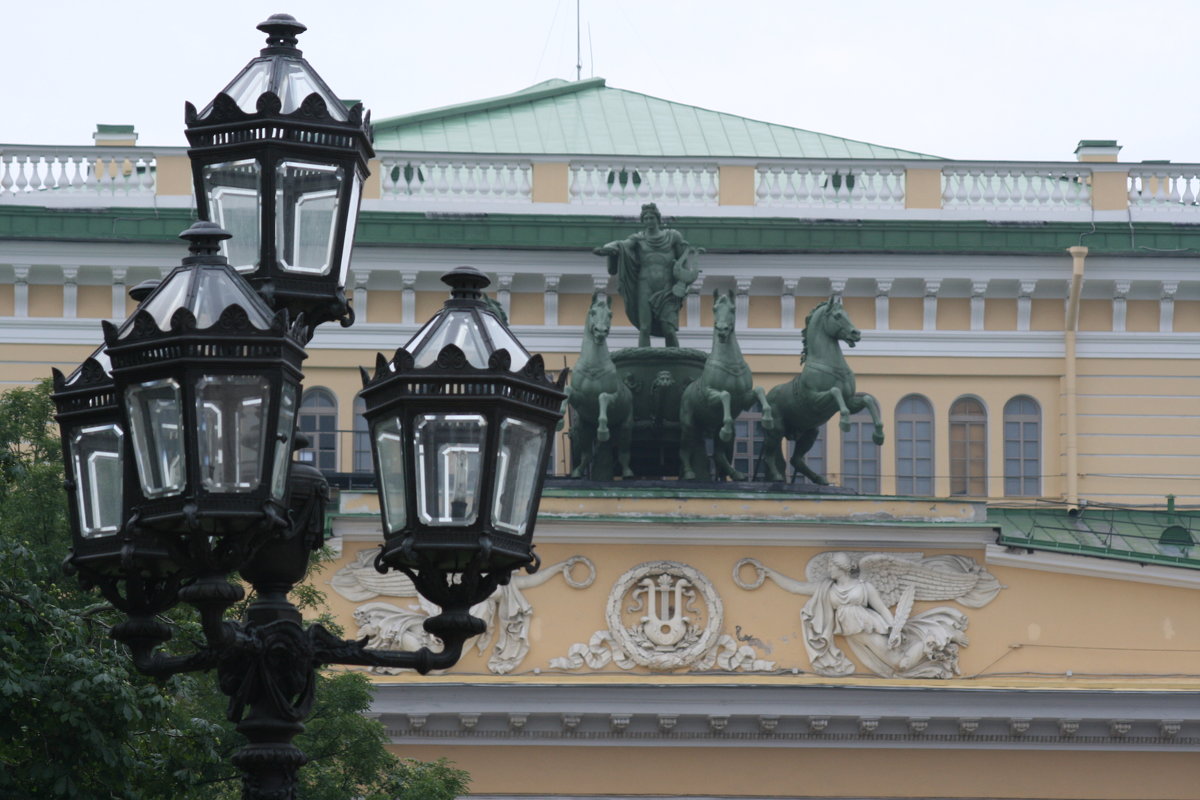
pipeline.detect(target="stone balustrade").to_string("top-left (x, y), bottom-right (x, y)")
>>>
top-left (3, 143), bottom-right (1200, 222)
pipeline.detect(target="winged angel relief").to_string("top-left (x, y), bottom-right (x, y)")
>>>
top-left (734, 552), bottom-right (1002, 678)
top-left (330, 548), bottom-right (595, 674)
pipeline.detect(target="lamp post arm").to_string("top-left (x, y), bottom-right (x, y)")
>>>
top-left (110, 615), bottom-right (222, 678)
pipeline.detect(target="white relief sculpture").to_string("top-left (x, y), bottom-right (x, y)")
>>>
top-left (550, 561), bottom-right (775, 673)
top-left (332, 548), bottom-right (596, 674)
top-left (734, 552), bottom-right (1002, 679)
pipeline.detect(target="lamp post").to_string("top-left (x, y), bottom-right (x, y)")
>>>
top-left (51, 15), bottom-right (564, 800)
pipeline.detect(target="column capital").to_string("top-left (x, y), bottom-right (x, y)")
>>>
top-left (1113, 280), bottom-right (1131, 298)
top-left (112, 268), bottom-right (127, 283)
top-left (875, 278), bottom-right (893, 296)
top-left (829, 278), bottom-right (846, 297)
top-left (782, 278), bottom-right (799, 294)
top-left (401, 272), bottom-right (418, 289)
top-left (735, 277), bottom-right (753, 294)
top-left (971, 279), bottom-right (989, 297)
top-left (1161, 280), bottom-right (1179, 299)
top-left (543, 273), bottom-right (561, 291)
top-left (592, 275), bottom-right (610, 293)
top-left (923, 278), bottom-right (941, 296)
top-left (496, 272), bottom-right (515, 291)
top-left (13, 265), bottom-right (30, 283)
top-left (62, 266), bottom-right (79, 283)
top-left (1019, 280), bottom-right (1037, 297)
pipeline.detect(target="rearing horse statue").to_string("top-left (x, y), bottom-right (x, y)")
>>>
top-left (559, 294), bottom-right (634, 479)
top-left (679, 290), bottom-right (772, 481)
top-left (762, 296), bottom-right (884, 484)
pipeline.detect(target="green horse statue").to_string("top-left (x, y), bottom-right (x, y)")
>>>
top-left (762, 296), bottom-right (884, 484)
top-left (679, 290), bottom-right (772, 480)
top-left (559, 294), bottom-right (634, 479)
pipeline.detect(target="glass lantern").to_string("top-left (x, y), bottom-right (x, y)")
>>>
top-left (101, 222), bottom-right (306, 555)
top-left (184, 13), bottom-right (373, 332)
top-left (359, 267), bottom-right (566, 574)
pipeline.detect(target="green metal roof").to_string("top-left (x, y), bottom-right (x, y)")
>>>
top-left (992, 506), bottom-right (1200, 570)
top-left (372, 78), bottom-right (940, 160)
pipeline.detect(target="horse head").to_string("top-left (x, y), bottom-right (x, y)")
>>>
top-left (711, 288), bottom-right (736, 343)
top-left (586, 292), bottom-right (613, 342)
top-left (813, 295), bottom-right (860, 348)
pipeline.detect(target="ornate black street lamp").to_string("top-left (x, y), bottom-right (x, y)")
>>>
top-left (185, 13), bottom-right (373, 332)
top-left (50, 15), bottom-right (563, 800)
top-left (360, 265), bottom-right (567, 602)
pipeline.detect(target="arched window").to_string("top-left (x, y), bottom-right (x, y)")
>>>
top-left (352, 396), bottom-right (372, 473)
top-left (298, 388), bottom-right (338, 473)
top-left (895, 394), bottom-right (934, 495)
top-left (950, 396), bottom-right (987, 496)
top-left (841, 408), bottom-right (880, 493)
top-left (1004, 395), bottom-right (1041, 497)
top-left (732, 403), bottom-right (767, 480)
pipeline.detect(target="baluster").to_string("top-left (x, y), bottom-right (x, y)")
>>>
top-left (955, 168), bottom-right (971, 205)
top-left (1150, 172), bottom-right (1164, 204)
top-left (861, 167), bottom-right (879, 204)
top-left (517, 163), bottom-right (531, 198)
top-left (27, 157), bottom-right (46, 193)
top-left (15, 157), bottom-right (32, 194)
top-left (976, 169), bottom-right (995, 205)
top-left (567, 164), bottom-right (582, 204)
top-left (1128, 172), bottom-right (1141, 205)
top-left (941, 168), bottom-right (956, 206)
top-left (140, 157), bottom-right (155, 194)
top-left (876, 167), bottom-right (894, 204)
top-left (1034, 171), bottom-right (1051, 205)
top-left (379, 159), bottom-right (397, 198)
top-left (0, 156), bottom-right (12, 196)
top-left (68, 157), bottom-right (85, 192)
top-left (755, 167), bottom-right (770, 203)
top-left (764, 166), bottom-right (782, 204)
top-left (430, 162), bottom-right (448, 196)
top-left (964, 169), bottom-right (981, 204)
top-left (1048, 170), bottom-right (1064, 205)
top-left (680, 167), bottom-right (698, 204)
top-left (446, 162), bottom-right (462, 195)
top-left (1154, 172), bottom-right (1170, 204)
top-left (612, 164), bottom-right (627, 203)
top-left (704, 165), bottom-right (719, 204)
top-left (1168, 170), bottom-right (1184, 205)
top-left (775, 166), bottom-right (795, 204)
top-left (578, 165), bottom-right (595, 201)
top-left (1182, 172), bottom-right (1197, 206)
top-left (1021, 170), bottom-right (1037, 205)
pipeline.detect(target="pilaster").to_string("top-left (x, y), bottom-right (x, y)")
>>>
top-left (62, 267), bottom-right (78, 319)
top-left (874, 279), bottom-right (892, 331)
top-left (13, 266), bottom-right (29, 318)
top-left (544, 274), bottom-right (561, 326)
top-left (923, 279), bottom-right (941, 331)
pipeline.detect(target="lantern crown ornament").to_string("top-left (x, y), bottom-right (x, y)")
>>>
top-left (185, 13), bottom-right (374, 336)
top-left (100, 222), bottom-right (307, 575)
top-left (359, 267), bottom-right (567, 580)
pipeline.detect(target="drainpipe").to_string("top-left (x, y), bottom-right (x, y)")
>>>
top-left (1064, 246), bottom-right (1088, 508)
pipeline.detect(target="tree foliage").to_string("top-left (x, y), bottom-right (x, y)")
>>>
top-left (0, 381), bottom-right (470, 799)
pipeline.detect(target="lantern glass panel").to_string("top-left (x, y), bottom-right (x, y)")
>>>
top-left (373, 415), bottom-right (407, 534)
top-left (276, 161), bottom-right (343, 276)
top-left (410, 311), bottom-right (489, 369)
top-left (196, 375), bottom-right (271, 493)
top-left (480, 315), bottom-right (531, 370)
top-left (276, 61), bottom-right (348, 121)
top-left (414, 413), bottom-right (486, 526)
top-left (223, 61), bottom-right (273, 114)
top-left (127, 378), bottom-right (185, 498)
top-left (203, 160), bottom-right (261, 273)
top-left (492, 417), bottom-right (546, 536)
top-left (269, 384), bottom-right (297, 501)
top-left (337, 173), bottom-right (361, 288)
top-left (70, 423), bottom-right (123, 538)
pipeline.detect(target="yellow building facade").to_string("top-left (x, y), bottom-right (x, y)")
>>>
top-left (3, 79), bottom-right (1200, 798)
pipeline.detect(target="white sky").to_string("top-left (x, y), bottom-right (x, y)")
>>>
top-left (7, 0), bottom-right (1200, 163)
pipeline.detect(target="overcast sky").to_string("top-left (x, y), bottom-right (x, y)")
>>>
top-left (7, 0), bottom-right (1199, 163)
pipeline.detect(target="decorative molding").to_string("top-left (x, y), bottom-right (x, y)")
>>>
top-left (734, 552), bottom-right (1001, 678)
top-left (332, 548), bottom-right (595, 674)
top-left (549, 561), bottom-right (774, 673)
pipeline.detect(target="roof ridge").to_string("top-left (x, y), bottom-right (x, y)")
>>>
top-left (601, 84), bottom-right (941, 160)
top-left (374, 77), bottom-right (607, 130)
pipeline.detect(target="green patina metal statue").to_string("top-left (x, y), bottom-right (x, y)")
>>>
top-left (762, 296), bottom-right (884, 484)
top-left (679, 290), bottom-right (773, 481)
top-left (559, 293), bottom-right (634, 479)
top-left (593, 203), bottom-right (702, 348)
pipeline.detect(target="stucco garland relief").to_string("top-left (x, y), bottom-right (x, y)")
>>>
top-left (550, 560), bottom-right (775, 673)
top-left (330, 548), bottom-right (596, 674)
top-left (734, 552), bottom-right (1002, 679)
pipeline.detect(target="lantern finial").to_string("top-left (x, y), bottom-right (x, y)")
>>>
top-left (258, 13), bottom-right (306, 54)
top-left (441, 266), bottom-right (491, 301)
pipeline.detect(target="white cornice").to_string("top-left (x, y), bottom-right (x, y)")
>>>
top-left (371, 682), bottom-right (1199, 752)
top-left (985, 544), bottom-right (1200, 589)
